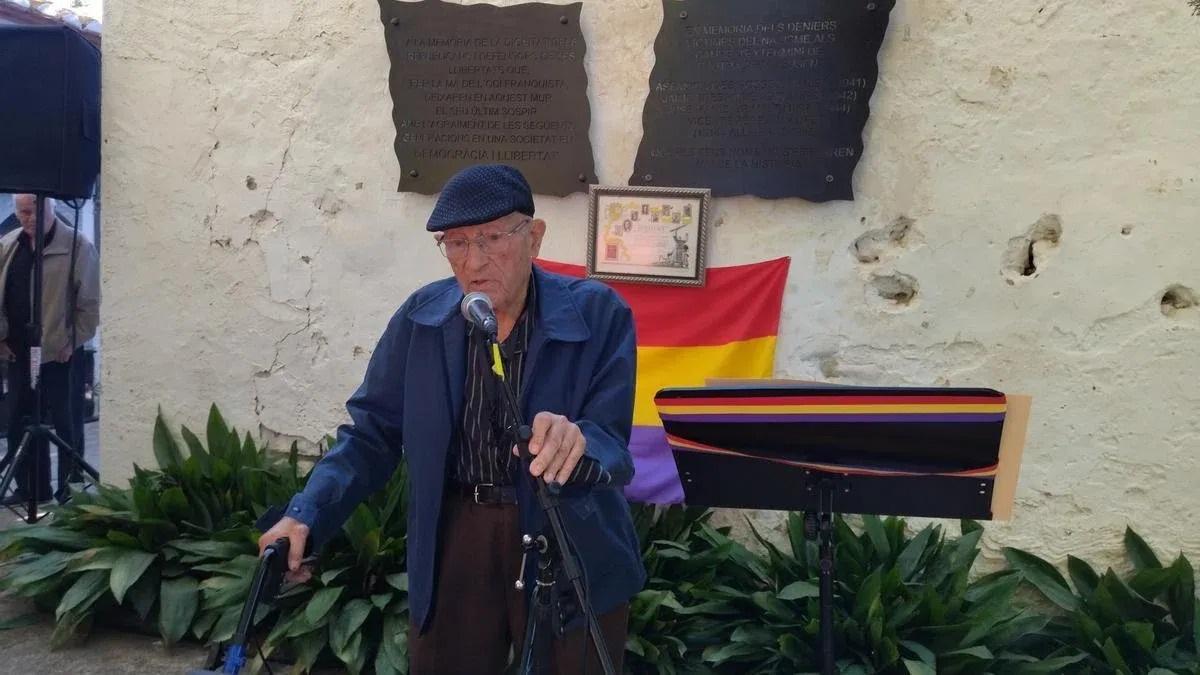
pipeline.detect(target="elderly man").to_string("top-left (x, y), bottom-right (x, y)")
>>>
top-left (0, 194), bottom-right (100, 504)
top-left (260, 165), bottom-right (644, 673)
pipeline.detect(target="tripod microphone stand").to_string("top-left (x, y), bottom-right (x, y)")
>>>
top-left (483, 335), bottom-right (617, 675)
top-left (0, 193), bottom-right (100, 523)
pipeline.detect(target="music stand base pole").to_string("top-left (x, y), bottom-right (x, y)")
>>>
top-left (819, 512), bottom-right (835, 675)
top-left (805, 479), bottom-right (838, 675)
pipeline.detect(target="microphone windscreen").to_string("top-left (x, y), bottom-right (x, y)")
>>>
top-left (460, 291), bottom-right (493, 320)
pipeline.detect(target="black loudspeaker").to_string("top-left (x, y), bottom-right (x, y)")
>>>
top-left (0, 25), bottom-right (101, 200)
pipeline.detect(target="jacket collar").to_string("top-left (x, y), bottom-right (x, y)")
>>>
top-left (43, 220), bottom-right (75, 255)
top-left (410, 265), bottom-right (590, 343)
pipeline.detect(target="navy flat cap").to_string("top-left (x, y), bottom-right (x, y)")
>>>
top-left (426, 164), bottom-right (535, 232)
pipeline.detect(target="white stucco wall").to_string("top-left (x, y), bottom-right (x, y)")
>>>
top-left (102, 0), bottom-right (1200, 566)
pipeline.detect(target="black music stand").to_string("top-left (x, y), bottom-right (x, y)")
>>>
top-left (655, 383), bottom-right (1029, 675)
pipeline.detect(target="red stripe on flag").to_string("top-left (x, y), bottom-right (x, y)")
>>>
top-left (536, 257), bottom-right (790, 347)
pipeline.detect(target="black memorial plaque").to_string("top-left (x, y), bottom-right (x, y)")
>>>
top-left (378, 0), bottom-right (596, 196)
top-left (630, 0), bottom-right (895, 201)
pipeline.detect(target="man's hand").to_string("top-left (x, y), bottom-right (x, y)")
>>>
top-left (257, 516), bottom-right (312, 583)
top-left (56, 346), bottom-right (73, 362)
top-left (0, 342), bottom-right (13, 362)
top-left (519, 412), bottom-right (586, 485)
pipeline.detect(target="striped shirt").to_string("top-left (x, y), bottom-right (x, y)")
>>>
top-left (454, 280), bottom-right (611, 487)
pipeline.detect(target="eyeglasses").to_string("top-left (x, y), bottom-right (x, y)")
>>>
top-left (436, 218), bottom-right (531, 261)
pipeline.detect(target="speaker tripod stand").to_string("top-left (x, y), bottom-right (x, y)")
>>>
top-left (0, 193), bottom-right (99, 523)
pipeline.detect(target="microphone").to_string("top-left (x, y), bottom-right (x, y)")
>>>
top-left (460, 291), bottom-right (498, 338)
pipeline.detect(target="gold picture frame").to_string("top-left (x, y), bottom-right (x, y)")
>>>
top-left (586, 185), bottom-right (710, 287)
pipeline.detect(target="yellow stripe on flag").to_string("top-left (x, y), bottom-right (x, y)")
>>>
top-left (633, 336), bottom-right (777, 426)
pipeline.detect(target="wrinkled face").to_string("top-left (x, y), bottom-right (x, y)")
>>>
top-left (12, 194), bottom-right (49, 236)
top-left (436, 212), bottom-right (546, 317)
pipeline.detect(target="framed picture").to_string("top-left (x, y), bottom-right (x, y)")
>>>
top-left (587, 185), bottom-right (711, 286)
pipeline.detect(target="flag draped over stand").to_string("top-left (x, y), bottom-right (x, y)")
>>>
top-left (536, 257), bottom-right (790, 504)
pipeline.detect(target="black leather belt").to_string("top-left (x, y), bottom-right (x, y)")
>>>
top-left (454, 482), bottom-right (518, 505)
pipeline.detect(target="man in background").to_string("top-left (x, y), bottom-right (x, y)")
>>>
top-left (0, 194), bottom-right (100, 504)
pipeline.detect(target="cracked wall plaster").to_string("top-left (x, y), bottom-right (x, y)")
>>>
top-left (102, 0), bottom-right (1200, 567)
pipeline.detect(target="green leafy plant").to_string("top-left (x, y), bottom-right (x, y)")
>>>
top-left (245, 463), bottom-right (410, 675)
top-left (1005, 528), bottom-right (1199, 674)
top-left (0, 405), bottom-right (295, 647)
top-left (675, 514), bottom-right (1060, 674)
top-left (0, 404), bottom-right (410, 674)
top-left (2, 403), bottom-right (1197, 675)
top-left (626, 503), bottom-right (761, 674)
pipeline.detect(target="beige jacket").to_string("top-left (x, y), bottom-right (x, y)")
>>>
top-left (0, 220), bottom-right (101, 362)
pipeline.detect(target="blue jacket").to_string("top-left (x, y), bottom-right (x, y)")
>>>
top-left (285, 265), bottom-right (646, 630)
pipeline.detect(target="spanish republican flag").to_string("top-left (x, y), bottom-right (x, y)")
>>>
top-left (537, 257), bottom-right (791, 504)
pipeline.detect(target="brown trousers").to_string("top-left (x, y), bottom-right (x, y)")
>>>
top-left (408, 494), bottom-right (628, 674)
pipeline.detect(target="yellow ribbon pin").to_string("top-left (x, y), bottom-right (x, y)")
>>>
top-left (490, 342), bottom-right (505, 379)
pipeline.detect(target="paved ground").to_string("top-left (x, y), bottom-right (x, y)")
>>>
top-left (0, 594), bottom-right (207, 674)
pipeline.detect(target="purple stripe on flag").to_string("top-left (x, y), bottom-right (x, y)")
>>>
top-left (658, 413), bottom-right (1005, 423)
top-left (623, 426), bottom-right (685, 505)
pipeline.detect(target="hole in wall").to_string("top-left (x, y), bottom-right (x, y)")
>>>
top-left (1004, 214), bottom-right (1062, 280)
top-left (852, 216), bottom-right (915, 264)
top-left (870, 272), bottom-right (919, 306)
top-left (1161, 285), bottom-right (1197, 316)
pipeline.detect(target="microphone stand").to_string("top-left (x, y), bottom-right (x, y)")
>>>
top-left (482, 333), bottom-right (616, 675)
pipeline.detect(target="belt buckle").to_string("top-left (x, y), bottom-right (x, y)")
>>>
top-left (473, 483), bottom-right (494, 504)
